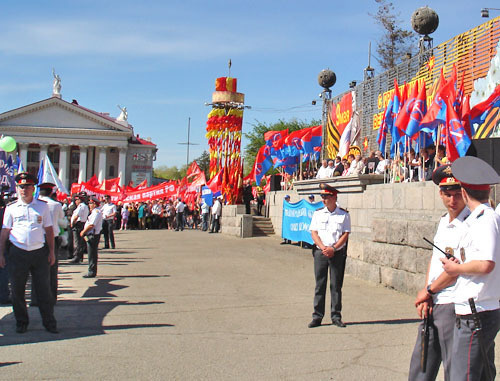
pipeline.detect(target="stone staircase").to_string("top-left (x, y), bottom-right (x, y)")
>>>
top-left (252, 216), bottom-right (275, 236)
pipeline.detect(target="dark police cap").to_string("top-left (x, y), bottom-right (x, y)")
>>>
top-left (75, 191), bottom-right (88, 200)
top-left (432, 165), bottom-right (460, 190)
top-left (319, 183), bottom-right (339, 195)
top-left (14, 172), bottom-right (37, 185)
top-left (89, 196), bottom-right (100, 206)
top-left (38, 182), bottom-right (56, 190)
top-left (451, 156), bottom-right (500, 190)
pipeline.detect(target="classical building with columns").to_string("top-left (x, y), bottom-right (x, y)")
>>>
top-left (0, 95), bottom-right (157, 190)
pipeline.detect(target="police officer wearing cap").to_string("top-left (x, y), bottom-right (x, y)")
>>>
top-left (80, 197), bottom-right (103, 278)
top-left (408, 165), bottom-right (469, 381)
top-left (308, 184), bottom-right (350, 328)
top-left (440, 156), bottom-right (500, 380)
top-left (0, 173), bottom-right (58, 333)
top-left (69, 191), bottom-right (89, 263)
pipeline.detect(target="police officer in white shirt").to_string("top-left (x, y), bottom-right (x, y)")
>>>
top-left (308, 183), bottom-right (350, 328)
top-left (101, 195), bottom-right (116, 249)
top-left (0, 173), bottom-right (58, 334)
top-left (80, 197), bottom-right (103, 278)
top-left (440, 157), bottom-right (500, 381)
top-left (32, 182), bottom-right (65, 305)
top-left (408, 165), bottom-right (469, 381)
top-left (69, 192), bottom-right (89, 263)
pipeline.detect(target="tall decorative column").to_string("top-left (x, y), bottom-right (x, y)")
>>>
top-left (59, 145), bottom-right (69, 190)
top-left (39, 144), bottom-right (49, 162)
top-left (98, 146), bottom-right (107, 182)
top-left (118, 147), bottom-right (127, 186)
top-left (78, 145), bottom-right (88, 183)
top-left (18, 143), bottom-right (29, 170)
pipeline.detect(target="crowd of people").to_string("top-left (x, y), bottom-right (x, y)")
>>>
top-left (0, 174), bottom-right (227, 334)
top-left (300, 144), bottom-right (448, 183)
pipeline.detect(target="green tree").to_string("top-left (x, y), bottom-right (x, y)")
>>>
top-left (370, 0), bottom-right (416, 70)
top-left (153, 165), bottom-right (185, 180)
top-left (243, 118), bottom-right (320, 175)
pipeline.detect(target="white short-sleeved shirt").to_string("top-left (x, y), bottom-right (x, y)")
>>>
top-left (309, 206), bottom-right (350, 249)
top-left (454, 203), bottom-right (500, 314)
top-left (428, 207), bottom-right (469, 305)
top-left (3, 198), bottom-right (53, 251)
top-left (85, 208), bottom-right (103, 235)
top-left (39, 196), bottom-right (65, 237)
top-left (72, 203), bottom-right (89, 223)
top-left (101, 202), bottom-right (117, 221)
top-left (316, 166), bottom-right (329, 179)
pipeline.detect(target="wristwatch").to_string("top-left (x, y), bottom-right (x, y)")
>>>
top-left (426, 284), bottom-right (436, 296)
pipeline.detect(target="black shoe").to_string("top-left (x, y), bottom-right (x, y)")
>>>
top-left (332, 319), bottom-right (346, 328)
top-left (45, 325), bottom-right (59, 334)
top-left (111, 246), bottom-right (115, 249)
top-left (16, 324), bottom-right (28, 334)
top-left (68, 258), bottom-right (81, 264)
top-left (103, 246), bottom-right (110, 249)
top-left (308, 319), bottom-right (322, 328)
top-left (83, 273), bottom-right (96, 278)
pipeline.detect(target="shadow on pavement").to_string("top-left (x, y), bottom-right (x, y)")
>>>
top-left (0, 275), bottom-right (173, 347)
top-left (345, 318), bottom-right (420, 326)
top-left (0, 362), bottom-right (22, 368)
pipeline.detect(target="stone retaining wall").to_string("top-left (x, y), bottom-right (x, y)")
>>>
top-left (266, 179), bottom-right (500, 295)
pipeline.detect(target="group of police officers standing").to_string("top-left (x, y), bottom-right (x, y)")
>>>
top-left (308, 156), bottom-right (500, 380)
top-left (0, 173), bottom-right (115, 334)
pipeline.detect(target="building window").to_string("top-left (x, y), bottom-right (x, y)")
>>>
top-left (109, 165), bottom-right (115, 177)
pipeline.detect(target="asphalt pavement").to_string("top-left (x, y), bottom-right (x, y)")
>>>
top-left (0, 229), bottom-right (498, 380)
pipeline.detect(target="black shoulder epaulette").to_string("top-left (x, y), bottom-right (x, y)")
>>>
top-left (477, 210), bottom-right (485, 218)
top-left (315, 207), bottom-right (323, 212)
top-left (441, 212), bottom-right (447, 218)
top-left (7, 200), bottom-right (16, 206)
top-left (37, 198), bottom-right (47, 203)
top-left (339, 207), bottom-right (348, 213)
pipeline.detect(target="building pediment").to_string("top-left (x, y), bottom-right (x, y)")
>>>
top-left (0, 97), bottom-right (133, 134)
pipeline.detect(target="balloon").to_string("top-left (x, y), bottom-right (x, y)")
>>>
top-left (0, 136), bottom-right (17, 152)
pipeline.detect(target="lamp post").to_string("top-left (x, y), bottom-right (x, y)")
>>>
top-left (317, 69), bottom-right (336, 161)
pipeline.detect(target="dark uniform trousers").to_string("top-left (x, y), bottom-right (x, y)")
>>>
top-left (451, 308), bottom-right (500, 381)
top-left (312, 247), bottom-right (347, 321)
top-left (408, 303), bottom-right (455, 381)
top-left (7, 244), bottom-right (56, 328)
top-left (85, 233), bottom-right (100, 276)
top-left (102, 219), bottom-right (115, 248)
top-left (32, 237), bottom-right (60, 305)
top-left (72, 221), bottom-right (86, 260)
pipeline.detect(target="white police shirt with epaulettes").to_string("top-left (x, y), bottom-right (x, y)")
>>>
top-left (2, 198), bottom-right (53, 251)
top-left (72, 202), bottom-right (89, 223)
top-left (85, 208), bottom-right (103, 235)
top-left (454, 203), bottom-right (500, 314)
top-left (428, 206), bottom-right (469, 305)
top-left (309, 206), bottom-right (351, 249)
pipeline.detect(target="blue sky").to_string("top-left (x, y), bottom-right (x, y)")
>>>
top-left (0, 1), bottom-right (489, 168)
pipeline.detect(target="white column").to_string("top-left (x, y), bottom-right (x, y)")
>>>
top-left (98, 146), bottom-right (107, 182)
top-left (59, 145), bottom-right (69, 190)
top-left (118, 147), bottom-right (127, 186)
top-left (18, 143), bottom-right (29, 171)
top-left (39, 144), bottom-right (48, 163)
top-left (78, 146), bottom-right (88, 183)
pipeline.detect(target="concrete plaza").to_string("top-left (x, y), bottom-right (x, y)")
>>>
top-left (0, 229), bottom-right (498, 380)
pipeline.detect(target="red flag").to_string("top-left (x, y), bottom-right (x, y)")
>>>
top-left (445, 97), bottom-right (471, 162)
top-left (395, 81), bottom-right (419, 133)
top-left (86, 175), bottom-right (99, 187)
top-left (186, 161), bottom-right (202, 178)
top-left (207, 169), bottom-right (223, 193)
